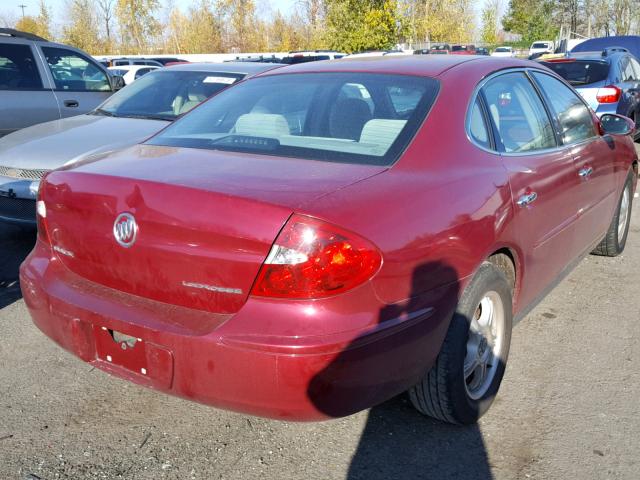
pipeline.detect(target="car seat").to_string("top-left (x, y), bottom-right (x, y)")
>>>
top-left (329, 98), bottom-right (373, 140)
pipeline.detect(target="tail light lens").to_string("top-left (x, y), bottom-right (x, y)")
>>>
top-left (251, 214), bottom-right (382, 299)
top-left (596, 85), bottom-right (622, 104)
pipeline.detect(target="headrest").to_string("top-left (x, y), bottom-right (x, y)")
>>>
top-left (234, 113), bottom-right (291, 138)
top-left (359, 119), bottom-right (407, 148)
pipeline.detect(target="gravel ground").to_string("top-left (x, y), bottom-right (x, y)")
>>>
top-left (1, 191), bottom-right (639, 479)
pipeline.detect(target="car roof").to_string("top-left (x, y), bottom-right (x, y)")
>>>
top-left (258, 55), bottom-right (531, 78)
top-left (164, 61), bottom-right (284, 76)
top-left (572, 35), bottom-right (640, 59)
top-left (108, 65), bottom-right (158, 71)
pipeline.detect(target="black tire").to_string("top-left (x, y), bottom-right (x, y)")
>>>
top-left (592, 171), bottom-right (634, 257)
top-left (408, 262), bottom-right (513, 425)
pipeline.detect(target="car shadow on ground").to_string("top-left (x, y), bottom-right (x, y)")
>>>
top-left (346, 397), bottom-right (492, 480)
top-left (0, 224), bottom-right (35, 308)
top-left (309, 261), bottom-right (494, 480)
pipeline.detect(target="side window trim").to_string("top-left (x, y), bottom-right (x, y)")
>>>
top-left (528, 69), bottom-right (598, 147)
top-left (39, 46), bottom-right (113, 93)
top-left (467, 68), bottom-right (560, 155)
top-left (465, 87), bottom-right (499, 153)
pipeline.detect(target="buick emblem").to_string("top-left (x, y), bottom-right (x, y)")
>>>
top-left (113, 213), bottom-right (138, 248)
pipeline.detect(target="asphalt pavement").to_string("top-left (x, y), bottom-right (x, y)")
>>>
top-left (0, 186), bottom-right (639, 479)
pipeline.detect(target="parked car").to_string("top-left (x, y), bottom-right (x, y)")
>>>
top-left (281, 50), bottom-right (346, 64)
top-left (107, 57), bottom-right (164, 67)
top-left (429, 44), bottom-right (451, 54)
top-left (0, 28), bottom-right (122, 138)
top-left (492, 46), bottom-right (515, 58)
top-left (451, 44), bottom-right (477, 55)
top-left (476, 47), bottom-right (490, 56)
top-left (541, 47), bottom-right (640, 138)
top-left (145, 57), bottom-right (187, 66)
top-left (346, 50), bottom-right (410, 58)
top-left (529, 41), bottom-right (554, 58)
top-left (571, 35), bottom-right (640, 58)
top-left (108, 65), bottom-right (160, 85)
top-left (0, 62), bottom-right (282, 226)
top-left (21, 56), bottom-right (637, 424)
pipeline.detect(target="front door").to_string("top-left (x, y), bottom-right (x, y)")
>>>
top-left (531, 71), bottom-right (617, 253)
top-left (36, 45), bottom-right (113, 118)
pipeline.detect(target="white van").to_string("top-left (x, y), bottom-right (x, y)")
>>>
top-left (529, 41), bottom-right (554, 57)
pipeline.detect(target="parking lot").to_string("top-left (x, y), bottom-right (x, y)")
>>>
top-left (0, 171), bottom-right (639, 479)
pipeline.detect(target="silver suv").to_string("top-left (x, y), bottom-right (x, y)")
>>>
top-left (0, 28), bottom-right (122, 138)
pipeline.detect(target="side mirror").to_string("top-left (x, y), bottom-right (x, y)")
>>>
top-left (599, 113), bottom-right (635, 136)
top-left (110, 75), bottom-right (125, 91)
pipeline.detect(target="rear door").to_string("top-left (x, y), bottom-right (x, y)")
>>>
top-left (618, 55), bottom-right (640, 117)
top-left (36, 45), bottom-right (113, 118)
top-left (481, 71), bottom-right (584, 308)
top-left (531, 71), bottom-right (617, 251)
top-left (0, 42), bottom-right (59, 137)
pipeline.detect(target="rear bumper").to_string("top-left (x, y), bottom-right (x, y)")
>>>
top-left (594, 103), bottom-right (620, 117)
top-left (20, 240), bottom-right (454, 421)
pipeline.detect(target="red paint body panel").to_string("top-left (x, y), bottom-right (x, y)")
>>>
top-left (20, 56), bottom-right (638, 420)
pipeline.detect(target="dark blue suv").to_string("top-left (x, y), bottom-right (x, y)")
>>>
top-left (542, 47), bottom-right (640, 139)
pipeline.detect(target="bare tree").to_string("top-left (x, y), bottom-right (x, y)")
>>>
top-left (97, 0), bottom-right (116, 43)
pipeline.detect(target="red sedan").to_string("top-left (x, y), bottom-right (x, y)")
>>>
top-left (21, 56), bottom-right (637, 424)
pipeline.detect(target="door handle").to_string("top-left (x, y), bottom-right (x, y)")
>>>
top-left (517, 192), bottom-right (538, 207)
top-left (64, 100), bottom-right (79, 108)
top-left (578, 166), bottom-right (594, 178)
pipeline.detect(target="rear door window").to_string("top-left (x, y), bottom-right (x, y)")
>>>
top-left (630, 58), bottom-right (640, 79)
top-left (621, 57), bottom-right (636, 81)
top-left (42, 47), bottom-right (111, 92)
top-left (532, 72), bottom-right (596, 145)
top-left (481, 72), bottom-right (556, 153)
top-left (0, 44), bottom-right (43, 90)
top-left (542, 60), bottom-right (610, 86)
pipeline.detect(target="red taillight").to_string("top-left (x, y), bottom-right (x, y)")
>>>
top-left (596, 85), bottom-right (621, 104)
top-left (251, 215), bottom-right (382, 299)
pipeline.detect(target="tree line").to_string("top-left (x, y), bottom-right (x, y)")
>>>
top-left (500, 0), bottom-right (640, 46)
top-left (3, 0), bottom-right (640, 56)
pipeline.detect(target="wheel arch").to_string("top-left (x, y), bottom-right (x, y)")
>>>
top-left (484, 246), bottom-right (523, 312)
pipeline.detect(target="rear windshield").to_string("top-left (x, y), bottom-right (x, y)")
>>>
top-left (542, 60), bottom-right (609, 86)
top-left (532, 43), bottom-right (550, 49)
top-left (452, 45), bottom-right (467, 51)
top-left (495, 47), bottom-right (511, 52)
top-left (147, 72), bottom-right (439, 166)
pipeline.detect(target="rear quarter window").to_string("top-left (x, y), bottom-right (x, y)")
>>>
top-left (542, 60), bottom-right (609, 86)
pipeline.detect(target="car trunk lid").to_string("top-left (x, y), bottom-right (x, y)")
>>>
top-left (41, 145), bottom-right (385, 314)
